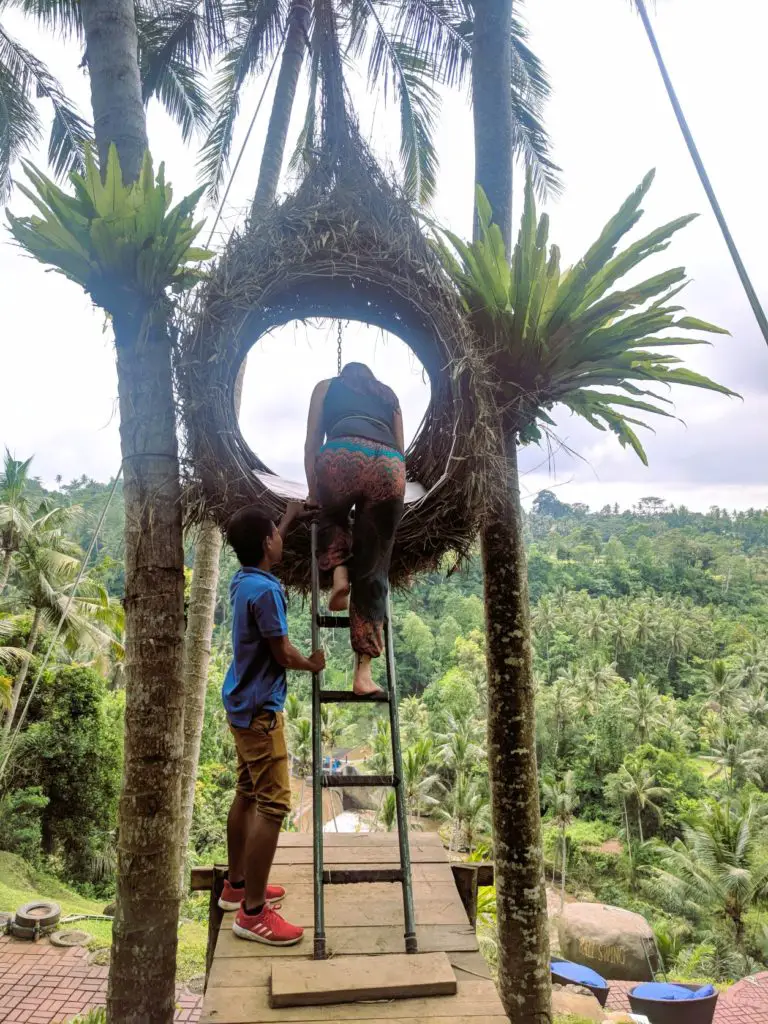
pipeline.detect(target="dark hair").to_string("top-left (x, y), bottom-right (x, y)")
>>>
top-left (226, 508), bottom-right (275, 566)
top-left (340, 362), bottom-right (399, 411)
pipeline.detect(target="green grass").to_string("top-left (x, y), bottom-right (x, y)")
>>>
top-left (553, 1016), bottom-right (599, 1024)
top-left (0, 852), bottom-right (207, 981)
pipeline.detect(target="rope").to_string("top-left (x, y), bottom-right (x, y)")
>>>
top-left (0, 465), bottom-right (123, 785)
top-left (336, 320), bottom-right (343, 375)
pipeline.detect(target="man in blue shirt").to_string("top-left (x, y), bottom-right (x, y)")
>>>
top-left (217, 502), bottom-right (324, 946)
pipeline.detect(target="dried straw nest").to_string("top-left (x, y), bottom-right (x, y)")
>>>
top-left (177, 160), bottom-right (500, 590)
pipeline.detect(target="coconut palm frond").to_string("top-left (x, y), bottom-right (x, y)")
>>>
top-left (137, 4), bottom-right (216, 141)
top-left (197, 0), bottom-right (288, 199)
top-left (6, 0), bottom-right (83, 36)
top-left (389, 0), bottom-right (472, 90)
top-left (0, 23), bottom-right (91, 191)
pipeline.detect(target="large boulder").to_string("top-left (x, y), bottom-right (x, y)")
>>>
top-left (558, 902), bottom-right (658, 981)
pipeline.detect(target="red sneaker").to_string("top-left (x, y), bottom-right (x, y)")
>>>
top-left (218, 881), bottom-right (286, 912)
top-left (232, 903), bottom-right (304, 946)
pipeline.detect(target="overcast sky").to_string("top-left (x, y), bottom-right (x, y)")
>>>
top-left (2, 0), bottom-right (767, 511)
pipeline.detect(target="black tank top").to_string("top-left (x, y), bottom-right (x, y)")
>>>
top-left (322, 377), bottom-right (399, 450)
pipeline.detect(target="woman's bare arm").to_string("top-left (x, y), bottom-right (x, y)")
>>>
top-left (393, 407), bottom-right (405, 454)
top-left (304, 380), bottom-right (330, 503)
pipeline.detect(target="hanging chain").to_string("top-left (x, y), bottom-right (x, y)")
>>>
top-left (336, 320), bottom-right (343, 376)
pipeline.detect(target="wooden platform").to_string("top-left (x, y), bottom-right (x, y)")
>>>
top-left (201, 831), bottom-right (506, 1024)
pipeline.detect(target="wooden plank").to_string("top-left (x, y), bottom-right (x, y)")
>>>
top-left (192, 835), bottom-right (445, 888)
top-left (265, 862), bottom-right (455, 886)
top-left (269, 952), bottom-right (457, 1008)
top-left (273, 845), bottom-right (443, 866)
top-left (201, 979), bottom-right (502, 1022)
top-left (198, 860), bottom-right (453, 887)
top-left (213, 924), bottom-right (478, 959)
top-left (209, 956), bottom-right (279, 988)
top-left (447, 952), bottom-right (492, 982)
top-left (208, 952), bottom-right (492, 991)
top-left (276, 832), bottom-right (443, 848)
top-left (217, 883), bottom-right (469, 929)
top-left (191, 865), bottom-right (215, 891)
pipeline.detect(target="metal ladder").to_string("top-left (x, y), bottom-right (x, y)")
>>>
top-left (309, 521), bottom-right (417, 959)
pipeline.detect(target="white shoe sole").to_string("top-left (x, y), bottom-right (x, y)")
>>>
top-left (232, 922), bottom-right (303, 946)
top-left (218, 894), bottom-right (283, 912)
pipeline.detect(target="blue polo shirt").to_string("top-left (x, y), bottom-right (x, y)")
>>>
top-left (222, 567), bottom-right (288, 727)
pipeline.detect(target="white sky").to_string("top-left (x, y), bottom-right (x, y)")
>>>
top-left (2, 0), bottom-right (768, 511)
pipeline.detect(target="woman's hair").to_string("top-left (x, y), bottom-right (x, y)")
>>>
top-left (340, 362), bottom-right (399, 411)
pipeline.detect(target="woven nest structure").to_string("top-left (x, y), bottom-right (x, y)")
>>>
top-left (177, 54), bottom-right (499, 589)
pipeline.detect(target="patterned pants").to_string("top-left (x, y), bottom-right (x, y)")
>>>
top-left (315, 437), bottom-right (406, 658)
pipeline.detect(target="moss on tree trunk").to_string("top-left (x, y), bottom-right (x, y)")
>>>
top-left (106, 318), bottom-right (186, 1024)
top-left (481, 432), bottom-right (551, 1023)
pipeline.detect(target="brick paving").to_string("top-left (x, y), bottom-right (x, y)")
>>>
top-left (606, 973), bottom-right (768, 1023)
top-left (3, 930), bottom-right (766, 1024)
top-left (0, 934), bottom-right (201, 1023)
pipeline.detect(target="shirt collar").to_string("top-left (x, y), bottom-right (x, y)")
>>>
top-left (239, 565), bottom-right (280, 583)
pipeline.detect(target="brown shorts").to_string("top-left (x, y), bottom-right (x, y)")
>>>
top-left (230, 710), bottom-right (291, 822)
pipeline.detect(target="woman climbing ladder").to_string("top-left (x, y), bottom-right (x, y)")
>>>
top-left (304, 361), bottom-right (406, 697)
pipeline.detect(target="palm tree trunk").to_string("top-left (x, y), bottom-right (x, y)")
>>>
top-left (623, 798), bottom-right (633, 876)
top-left (3, 607), bottom-right (42, 737)
top-left (637, 807), bottom-right (644, 845)
top-left (74, 4), bottom-right (184, 1021)
top-left (473, 5), bottom-right (549, 1016)
top-left (472, 0), bottom-right (514, 250)
top-left (481, 434), bottom-right (550, 1022)
top-left (0, 549), bottom-right (13, 595)
top-left (250, 0), bottom-right (311, 219)
top-left (80, 0), bottom-right (148, 180)
top-left (560, 825), bottom-right (566, 909)
top-left (106, 314), bottom-right (186, 1024)
top-left (177, 519), bottom-right (221, 894)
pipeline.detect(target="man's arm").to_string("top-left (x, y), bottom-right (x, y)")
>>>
top-left (304, 380), bottom-right (330, 504)
top-left (268, 636), bottom-right (325, 673)
top-left (277, 501), bottom-right (308, 541)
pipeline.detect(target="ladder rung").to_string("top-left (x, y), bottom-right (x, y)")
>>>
top-left (323, 868), bottom-right (403, 884)
top-left (319, 690), bottom-right (389, 703)
top-left (317, 614), bottom-right (350, 628)
top-left (322, 774), bottom-right (396, 788)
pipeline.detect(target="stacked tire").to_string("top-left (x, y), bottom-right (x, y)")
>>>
top-left (9, 901), bottom-right (61, 939)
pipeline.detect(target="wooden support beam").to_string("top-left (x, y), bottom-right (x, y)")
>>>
top-left (450, 864), bottom-right (494, 929)
top-left (206, 865), bottom-right (227, 982)
top-left (269, 952), bottom-right (457, 1008)
top-left (192, 865), bottom-right (220, 891)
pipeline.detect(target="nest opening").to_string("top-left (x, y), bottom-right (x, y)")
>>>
top-left (177, 167), bottom-right (499, 590)
top-left (237, 316), bottom-right (430, 483)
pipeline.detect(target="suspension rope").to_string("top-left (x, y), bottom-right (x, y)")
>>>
top-left (0, 464), bottom-right (123, 785)
top-left (203, 22), bottom-right (289, 252)
top-left (336, 320), bottom-right (343, 375)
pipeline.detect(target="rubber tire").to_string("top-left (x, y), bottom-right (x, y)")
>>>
top-left (50, 929), bottom-right (91, 948)
top-left (14, 900), bottom-right (61, 930)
